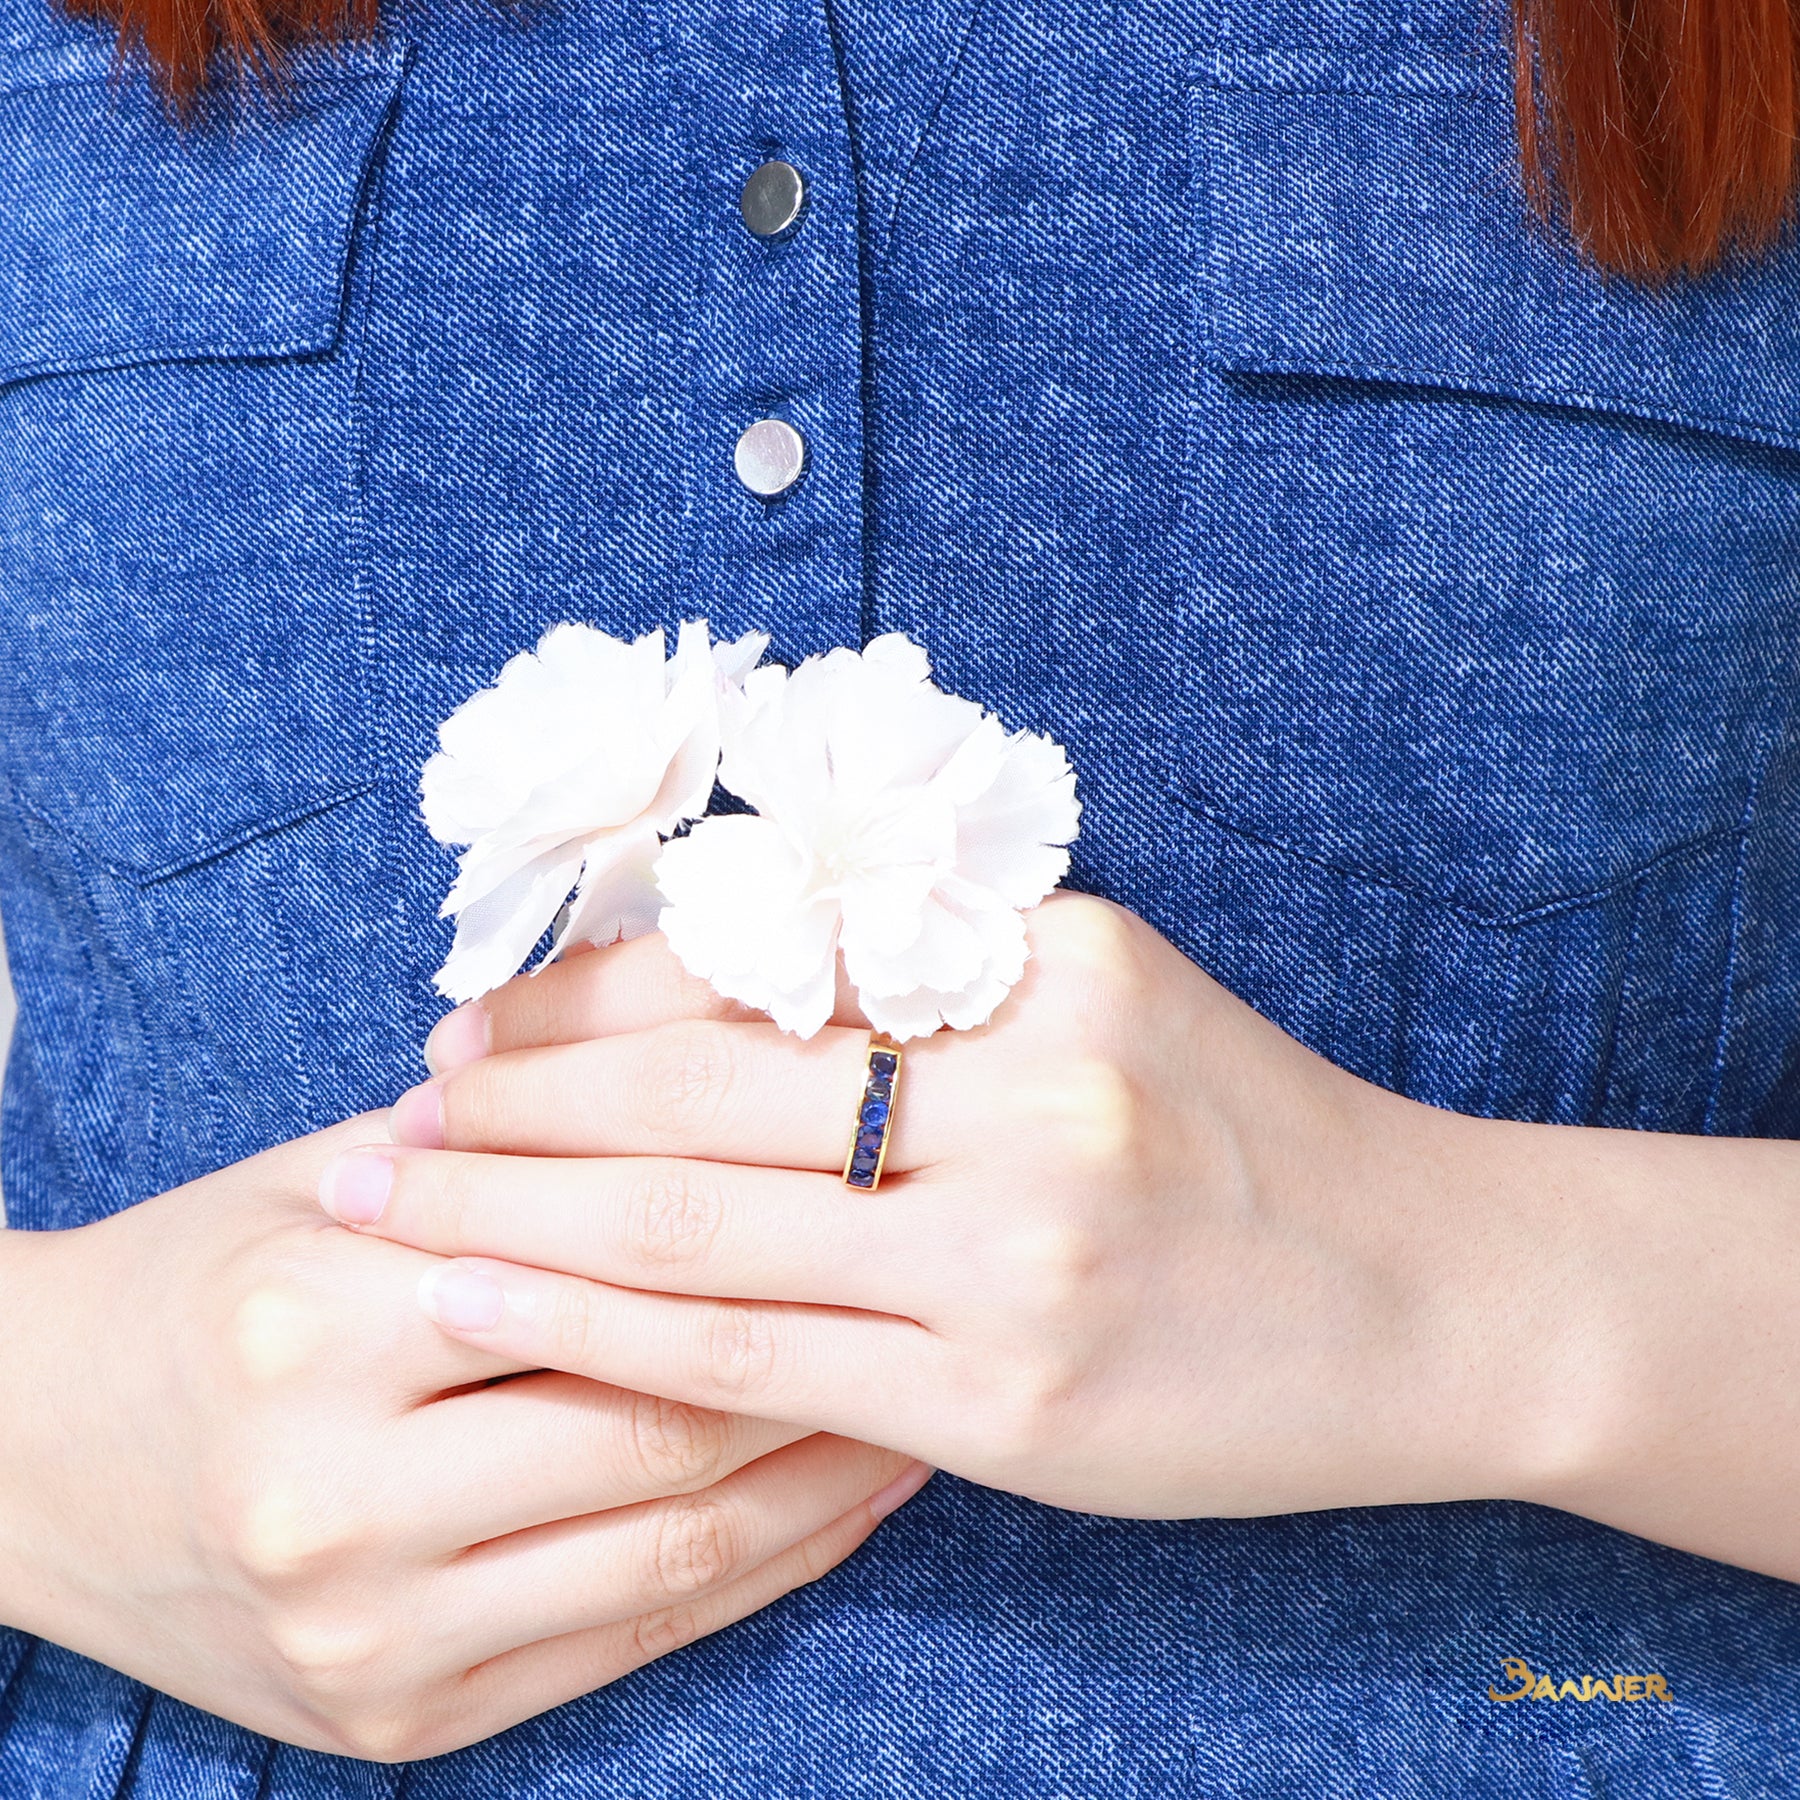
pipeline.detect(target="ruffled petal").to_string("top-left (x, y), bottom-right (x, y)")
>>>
top-left (712, 626), bottom-right (771, 685)
top-left (656, 817), bottom-right (841, 1037)
top-left (857, 890), bottom-right (1028, 1039)
top-left (545, 819), bottom-right (666, 958)
top-left (842, 891), bottom-right (986, 1001)
top-left (425, 619), bottom-right (745, 999)
top-left (948, 725), bottom-right (1081, 908)
top-left (433, 843), bottom-right (585, 1003)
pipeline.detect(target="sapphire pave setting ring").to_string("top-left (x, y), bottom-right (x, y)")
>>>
top-left (843, 1037), bottom-right (903, 1190)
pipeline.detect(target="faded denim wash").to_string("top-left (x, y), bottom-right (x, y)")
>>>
top-left (3, 0), bottom-right (1800, 1789)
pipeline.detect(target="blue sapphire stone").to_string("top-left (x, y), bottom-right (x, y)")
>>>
top-left (846, 1168), bottom-right (875, 1188)
top-left (859, 1100), bottom-right (889, 1128)
top-left (871, 1051), bottom-right (898, 1076)
top-left (857, 1127), bottom-right (884, 1153)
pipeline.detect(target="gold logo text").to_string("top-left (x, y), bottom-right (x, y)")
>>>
top-left (1487, 1657), bottom-right (1672, 1704)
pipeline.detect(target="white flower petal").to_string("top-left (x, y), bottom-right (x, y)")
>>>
top-left (860, 632), bottom-right (933, 684)
top-left (712, 628), bottom-right (771, 685)
top-left (680, 632), bottom-right (1079, 1038)
top-left (438, 826), bottom-right (569, 920)
top-left (837, 859), bottom-right (939, 965)
top-left (856, 892), bottom-right (1028, 1038)
top-left (424, 618), bottom-right (743, 998)
top-left (843, 892), bottom-right (986, 1001)
top-left (656, 817), bottom-right (842, 1038)
top-left (546, 820), bottom-right (666, 959)
top-left (949, 728), bottom-right (1080, 908)
top-left (433, 843), bottom-right (586, 1003)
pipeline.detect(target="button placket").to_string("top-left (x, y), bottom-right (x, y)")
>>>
top-left (668, 0), bottom-right (865, 647)
top-left (735, 157), bottom-right (811, 500)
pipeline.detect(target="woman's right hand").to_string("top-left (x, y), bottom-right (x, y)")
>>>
top-left (0, 1115), bottom-right (927, 1762)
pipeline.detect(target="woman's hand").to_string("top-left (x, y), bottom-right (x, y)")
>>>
top-left (0, 1123), bottom-right (927, 1762)
top-left (351, 895), bottom-right (1600, 1524)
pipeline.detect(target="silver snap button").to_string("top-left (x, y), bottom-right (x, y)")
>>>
top-left (734, 418), bottom-right (807, 497)
top-left (740, 160), bottom-right (807, 239)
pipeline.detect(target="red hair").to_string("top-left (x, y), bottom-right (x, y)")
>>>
top-left (77, 0), bottom-right (1800, 281)
top-left (69, 0), bottom-right (375, 113)
top-left (1513, 0), bottom-right (1800, 276)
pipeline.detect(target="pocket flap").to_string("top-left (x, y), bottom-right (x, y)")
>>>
top-left (1193, 56), bottom-right (1800, 450)
top-left (0, 49), bottom-right (407, 391)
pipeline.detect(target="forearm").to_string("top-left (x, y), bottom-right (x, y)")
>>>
top-left (1419, 1100), bottom-right (1800, 1580)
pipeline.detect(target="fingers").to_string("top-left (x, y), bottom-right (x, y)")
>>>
top-left (320, 1147), bottom-right (918, 1314)
top-left (442, 1461), bottom-right (928, 1756)
top-left (392, 1372), bottom-right (809, 1549)
top-left (424, 933), bottom-right (868, 1073)
top-left (390, 1020), bottom-right (942, 1173)
top-left (218, 1204), bottom-right (532, 1402)
top-left (438, 1434), bottom-right (927, 1664)
top-left (414, 1255), bottom-right (941, 1446)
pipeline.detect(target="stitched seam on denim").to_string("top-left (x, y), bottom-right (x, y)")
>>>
top-left (246, 1734), bottom-right (278, 1800)
top-left (1475, 917), bottom-right (1521, 1116)
top-left (880, 0), bottom-right (986, 253)
top-left (256, 829), bottom-right (322, 1133)
top-left (1565, 1743), bottom-right (1607, 1800)
top-left (0, 1627), bottom-right (29, 1706)
top-left (1702, 725), bottom-right (1784, 1134)
top-left (7, 777), bottom-right (385, 884)
top-left (1173, 788), bottom-right (1767, 926)
top-left (0, 832), bottom-right (91, 1227)
top-left (1759, 1669), bottom-right (1799, 1791)
top-left (1593, 870), bottom-right (1647, 1125)
top-left (819, 0), bottom-right (883, 646)
top-left (1195, 74), bottom-right (1492, 98)
top-left (135, 778), bottom-right (390, 886)
top-left (0, 337), bottom-right (342, 394)
top-left (30, 805), bottom-right (169, 1207)
top-left (343, 55), bottom-right (404, 822)
top-left (109, 1685), bottom-right (158, 1800)
top-left (1202, 353), bottom-right (1800, 455)
top-left (135, 872), bottom-right (235, 1214)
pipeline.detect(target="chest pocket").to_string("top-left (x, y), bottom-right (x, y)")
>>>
top-left (0, 47), bottom-right (406, 881)
top-left (1184, 39), bottom-right (1800, 923)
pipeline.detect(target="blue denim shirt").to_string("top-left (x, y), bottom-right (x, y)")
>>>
top-left (4, 0), bottom-right (1800, 1789)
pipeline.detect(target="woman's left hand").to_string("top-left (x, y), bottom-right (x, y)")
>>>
top-left (329, 895), bottom-right (1591, 1520)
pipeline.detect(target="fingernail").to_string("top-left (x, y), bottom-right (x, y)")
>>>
top-left (318, 1151), bottom-right (393, 1226)
top-left (424, 1002), bottom-right (490, 1077)
top-left (418, 1263), bottom-right (505, 1332)
top-left (389, 1080), bottom-right (445, 1150)
top-left (868, 1461), bottom-right (934, 1520)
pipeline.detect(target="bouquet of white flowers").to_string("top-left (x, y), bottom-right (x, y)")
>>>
top-left (422, 622), bottom-right (1081, 1044)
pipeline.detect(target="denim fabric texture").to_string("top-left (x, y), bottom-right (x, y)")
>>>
top-left (3, 0), bottom-right (1800, 1788)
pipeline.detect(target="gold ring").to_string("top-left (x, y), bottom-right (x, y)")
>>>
top-left (843, 1036), bottom-right (902, 1190)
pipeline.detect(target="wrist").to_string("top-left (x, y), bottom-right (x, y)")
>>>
top-left (0, 1222), bottom-right (84, 1635)
top-left (1321, 1079), bottom-right (1628, 1511)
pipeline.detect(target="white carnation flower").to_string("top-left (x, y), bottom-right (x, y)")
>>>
top-left (655, 633), bottom-right (1080, 1040)
top-left (423, 619), bottom-right (766, 1003)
